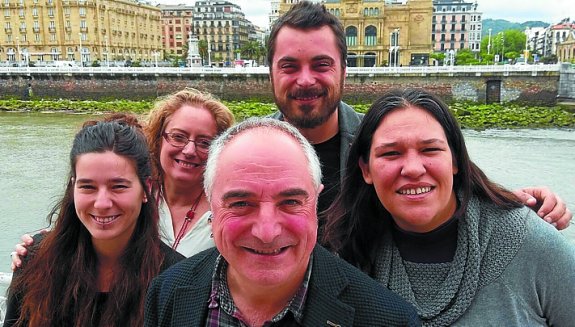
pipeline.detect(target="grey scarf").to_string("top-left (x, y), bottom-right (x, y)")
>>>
top-left (372, 195), bottom-right (530, 326)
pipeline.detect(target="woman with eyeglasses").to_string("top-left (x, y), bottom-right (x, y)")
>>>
top-left (4, 114), bottom-right (184, 327)
top-left (144, 88), bottom-right (234, 256)
top-left (11, 89), bottom-right (235, 267)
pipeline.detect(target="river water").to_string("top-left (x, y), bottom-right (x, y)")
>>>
top-left (0, 112), bottom-right (574, 274)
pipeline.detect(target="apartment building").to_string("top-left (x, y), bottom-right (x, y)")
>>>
top-left (159, 4), bottom-right (193, 57)
top-left (0, 0), bottom-right (162, 65)
top-left (431, 0), bottom-right (482, 53)
top-left (192, 0), bottom-right (253, 67)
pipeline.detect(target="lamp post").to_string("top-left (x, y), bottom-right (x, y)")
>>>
top-left (152, 50), bottom-right (159, 67)
top-left (207, 38), bottom-right (212, 67)
top-left (501, 32), bottom-right (505, 63)
top-left (16, 37), bottom-right (21, 67)
top-left (104, 36), bottom-right (109, 67)
top-left (78, 32), bottom-right (83, 66)
top-left (395, 29), bottom-right (400, 67)
top-left (487, 28), bottom-right (492, 55)
top-left (389, 29), bottom-right (400, 67)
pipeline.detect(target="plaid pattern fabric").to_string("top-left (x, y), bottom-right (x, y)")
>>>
top-left (205, 255), bottom-right (311, 327)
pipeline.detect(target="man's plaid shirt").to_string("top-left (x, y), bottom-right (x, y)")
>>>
top-left (205, 255), bottom-right (312, 326)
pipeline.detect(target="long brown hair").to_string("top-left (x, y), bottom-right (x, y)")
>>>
top-left (145, 88), bottom-right (234, 197)
top-left (322, 89), bottom-right (523, 271)
top-left (9, 114), bottom-right (164, 327)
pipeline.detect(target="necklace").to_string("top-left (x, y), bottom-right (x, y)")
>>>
top-left (172, 193), bottom-right (203, 250)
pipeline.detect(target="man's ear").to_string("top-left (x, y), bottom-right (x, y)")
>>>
top-left (358, 158), bottom-right (373, 185)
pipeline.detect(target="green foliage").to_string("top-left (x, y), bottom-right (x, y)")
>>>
top-left (198, 39), bottom-right (208, 65)
top-left (239, 40), bottom-right (266, 64)
top-left (450, 102), bottom-right (575, 129)
top-left (224, 101), bottom-right (277, 121)
top-left (455, 49), bottom-right (480, 65)
top-left (0, 99), bottom-right (151, 113)
top-left (0, 100), bottom-right (573, 129)
top-left (481, 19), bottom-right (549, 37)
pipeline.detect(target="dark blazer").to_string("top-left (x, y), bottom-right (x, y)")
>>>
top-left (145, 245), bottom-right (420, 327)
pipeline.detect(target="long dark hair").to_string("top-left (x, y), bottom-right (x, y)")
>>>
top-left (321, 89), bottom-right (522, 271)
top-left (9, 114), bottom-right (164, 327)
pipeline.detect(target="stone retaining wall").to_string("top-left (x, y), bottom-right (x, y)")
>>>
top-left (0, 71), bottom-right (560, 105)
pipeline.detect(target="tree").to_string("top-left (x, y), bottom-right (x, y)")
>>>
top-left (198, 39), bottom-right (208, 65)
top-left (239, 40), bottom-right (265, 64)
top-left (429, 52), bottom-right (445, 66)
top-left (480, 29), bottom-right (526, 63)
top-left (454, 49), bottom-right (480, 65)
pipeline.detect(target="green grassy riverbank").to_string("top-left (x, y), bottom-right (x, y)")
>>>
top-left (1, 99), bottom-right (574, 130)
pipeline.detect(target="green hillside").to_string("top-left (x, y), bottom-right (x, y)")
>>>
top-left (481, 19), bottom-right (549, 37)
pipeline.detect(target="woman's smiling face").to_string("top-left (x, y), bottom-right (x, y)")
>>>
top-left (359, 106), bottom-right (459, 233)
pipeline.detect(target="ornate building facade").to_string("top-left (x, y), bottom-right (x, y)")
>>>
top-left (278, 0), bottom-right (432, 67)
top-left (0, 0), bottom-right (162, 66)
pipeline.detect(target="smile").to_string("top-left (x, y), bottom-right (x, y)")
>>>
top-left (175, 159), bottom-right (202, 168)
top-left (244, 246), bottom-right (289, 255)
top-left (293, 95), bottom-right (321, 101)
top-left (91, 215), bottom-right (119, 225)
top-left (397, 186), bottom-right (433, 195)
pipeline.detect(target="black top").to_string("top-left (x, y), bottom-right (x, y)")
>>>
top-left (313, 133), bottom-right (341, 237)
top-left (3, 237), bottom-right (184, 327)
top-left (391, 216), bottom-right (459, 264)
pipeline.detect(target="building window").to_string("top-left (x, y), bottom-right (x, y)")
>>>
top-left (364, 25), bottom-right (377, 46)
top-left (346, 26), bottom-right (357, 46)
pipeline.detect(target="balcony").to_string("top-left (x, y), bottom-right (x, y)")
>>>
top-left (48, 27), bottom-right (55, 32)
top-left (4, 27), bottom-right (11, 33)
top-left (80, 27), bottom-right (88, 32)
top-left (33, 27), bottom-right (39, 32)
top-left (19, 27), bottom-right (26, 33)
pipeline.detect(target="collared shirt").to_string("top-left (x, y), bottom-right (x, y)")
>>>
top-left (205, 255), bottom-right (312, 327)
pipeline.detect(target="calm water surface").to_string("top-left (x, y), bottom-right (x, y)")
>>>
top-left (1, 112), bottom-right (574, 274)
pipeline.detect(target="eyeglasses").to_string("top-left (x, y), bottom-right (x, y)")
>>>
top-left (163, 132), bottom-right (212, 154)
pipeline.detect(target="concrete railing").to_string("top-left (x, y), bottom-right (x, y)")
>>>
top-left (0, 64), bottom-right (562, 76)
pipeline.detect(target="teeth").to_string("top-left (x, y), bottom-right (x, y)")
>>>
top-left (92, 215), bottom-right (119, 224)
top-left (398, 187), bottom-right (432, 195)
top-left (176, 159), bottom-right (198, 168)
top-left (252, 248), bottom-right (283, 255)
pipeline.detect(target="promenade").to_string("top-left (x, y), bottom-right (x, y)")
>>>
top-left (0, 63), bottom-right (563, 76)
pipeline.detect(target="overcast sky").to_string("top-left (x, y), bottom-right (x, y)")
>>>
top-left (158, 0), bottom-right (572, 29)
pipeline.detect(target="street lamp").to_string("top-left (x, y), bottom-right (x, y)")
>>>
top-left (501, 32), bottom-right (505, 63)
top-left (78, 32), bottom-right (83, 66)
top-left (395, 29), bottom-right (400, 67)
top-left (16, 37), bottom-right (21, 67)
top-left (152, 50), bottom-right (159, 67)
top-left (104, 36), bottom-right (109, 67)
top-left (487, 28), bottom-right (492, 55)
top-left (207, 38), bottom-right (212, 67)
top-left (389, 29), bottom-right (400, 67)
